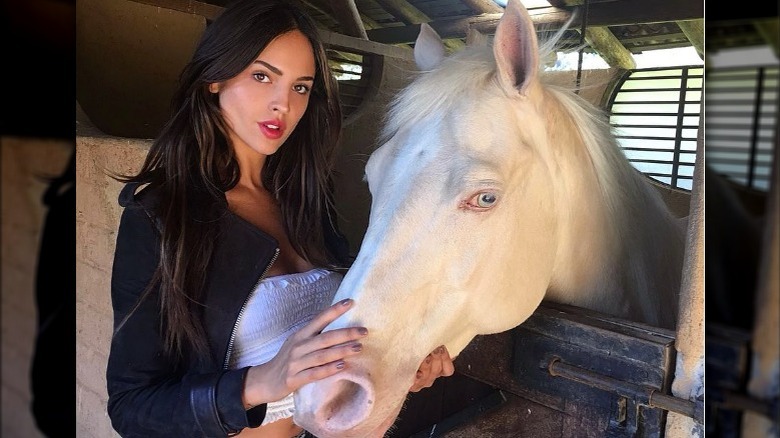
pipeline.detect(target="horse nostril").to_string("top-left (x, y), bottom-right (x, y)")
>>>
top-left (316, 377), bottom-right (374, 431)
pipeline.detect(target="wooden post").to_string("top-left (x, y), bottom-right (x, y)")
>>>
top-left (665, 115), bottom-right (704, 437)
top-left (742, 113), bottom-right (780, 437)
top-left (676, 19), bottom-right (703, 60)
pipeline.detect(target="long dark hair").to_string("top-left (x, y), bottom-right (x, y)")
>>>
top-left (115, 0), bottom-right (342, 361)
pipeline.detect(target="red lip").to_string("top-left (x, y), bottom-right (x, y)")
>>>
top-left (258, 119), bottom-right (285, 140)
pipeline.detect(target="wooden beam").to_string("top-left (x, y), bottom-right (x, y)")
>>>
top-left (754, 18), bottom-right (780, 59)
top-left (373, 0), bottom-right (465, 51)
top-left (319, 29), bottom-right (414, 60)
top-left (367, 13), bottom-right (502, 44)
top-left (374, 0), bottom-right (428, 24)
top-left (359, 12), bottom-right (382, 30)
top-left (548, 0), bottom-right (620, 6)
top-left (582, 26), bottom-right (636, 69)
top-left (549, 0), bottom-right (703, 27)
top-left (367, 0), bottom-right (703, 45)
top-left (676, 19), bottom-right (703, 59)
top-left (460, 0), bottom-right (504, 14)
top-left (123, 0), bottom-right (412, 59)
top-left (308, 0), bottom-right (367, 39)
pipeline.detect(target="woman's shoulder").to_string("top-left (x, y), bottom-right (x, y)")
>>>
top-left (118, 179), bottom-right (165, 213)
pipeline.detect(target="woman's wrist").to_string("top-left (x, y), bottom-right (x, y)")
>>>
top-left (242, 364), bottom-right (271, 409)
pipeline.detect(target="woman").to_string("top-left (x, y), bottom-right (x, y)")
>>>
top-left (106, 1), bottom-right (454, 437)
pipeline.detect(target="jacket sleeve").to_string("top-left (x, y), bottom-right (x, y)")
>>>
top-left (105, 197), bottom-right (266, 437)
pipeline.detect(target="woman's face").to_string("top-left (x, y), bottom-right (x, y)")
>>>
top-left (211, 30), bottom-right (316, 157)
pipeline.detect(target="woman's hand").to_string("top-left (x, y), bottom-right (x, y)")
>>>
top-left (409, 345), bottom-right (455, 392)
top-left (242, 298), bottom-right (367, 408)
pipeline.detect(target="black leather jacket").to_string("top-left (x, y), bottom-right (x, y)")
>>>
top-left (106, 181), bottom-right (349, 437)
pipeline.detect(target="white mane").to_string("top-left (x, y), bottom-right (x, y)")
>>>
top-left (550, 86), bottom-right (685, 327)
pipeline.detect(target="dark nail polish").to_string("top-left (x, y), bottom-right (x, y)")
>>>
top-left (351, 343), bottom-right (363, 352)
top-left (425, 356), bottom-right (432, 364)
top-left (340, 298), bottom-right (352, 306)
top-left (336, 361), bottom-right (345, 369)
top-left (358, 327), bottom-right (368, 335)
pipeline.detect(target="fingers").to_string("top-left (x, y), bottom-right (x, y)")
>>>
top-left (295, 341), bottom-right (363, 374)
top-left (440, 346), bottom-right (455, 377)
top-left (409, 346), bottom-right (455, 392)
top-left (427, 350), bottom-right (444, 383)
top-left (292, 359), bottom-right (348, 388)
top-left (285, 301), bottom-right (368, 377)
top-left (297, 298), bottom-right (356, 338)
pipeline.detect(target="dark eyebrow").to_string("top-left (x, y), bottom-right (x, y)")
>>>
top-left (254, 60), bottom-right (314, 82)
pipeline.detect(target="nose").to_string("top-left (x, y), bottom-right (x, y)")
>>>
top-left (294, 370), bottom-right (375, 434)
top-left (269, 88), bottom-right (290, 114)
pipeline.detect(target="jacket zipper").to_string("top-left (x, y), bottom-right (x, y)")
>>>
top-left (223, 248), bottom-right (280, 370)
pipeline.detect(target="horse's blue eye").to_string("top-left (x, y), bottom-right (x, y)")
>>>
top-left (478, 193), bottom-right (497, 207)
top-left (463, 191), bottom-right (498, 210)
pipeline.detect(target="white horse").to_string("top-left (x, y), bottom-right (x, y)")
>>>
top-left (295, 0), bottom-right (686, 436)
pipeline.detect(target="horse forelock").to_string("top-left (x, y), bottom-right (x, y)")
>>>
top-left (382, 47), bottom-right (497, 143)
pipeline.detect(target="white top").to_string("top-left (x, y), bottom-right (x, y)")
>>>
top-left (229, 268), bottom-right (342, 425)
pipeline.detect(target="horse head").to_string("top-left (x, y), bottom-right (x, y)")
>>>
top-left (294, 0), bottom-right (684, 435)
top-left (293, 1), bottom-right (570, 436)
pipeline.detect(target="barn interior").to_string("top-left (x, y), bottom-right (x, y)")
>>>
top-left (1, 0), bottom-right (778, 437)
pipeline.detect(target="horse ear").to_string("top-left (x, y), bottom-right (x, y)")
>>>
top-left (493, 0), bottom-right (540, 97)
top-left (414, 23), bottom-right (447, 71)
top-left (466, 28), bottom-right (488, 47)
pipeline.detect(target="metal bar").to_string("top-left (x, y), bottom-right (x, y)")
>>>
top-left (611, 112), bottom-right (700, 116)
top-left (707, 145), bottom-right (775, 154)
top-left (706, 123), bottom-right (765, 130)
top-left (706, 71), bottom-right (763, 80)
top-left (575, 0), bottom-right (589, 95)
top-left (627, 64), bottom-right (703, 73)
top-left (629, 158), bottom-right (683, 165)
top-left (720, 174), bottom-right (770, 183)
top-left (547, 358), bottom-right (703, 423)
top-left (613, 100), bottom-right (701, 105)
top-left (616, 135), bottom-right (697, 141)
top-left (703, 157), bottom-right (754, 165)
top-left (645, 173), bottom-right (693, 179)
top-left (625, 74), bottom-right (704, 81)
top-left (707, 134), bottom-right (776, 142)
top-left (707, 99), bottom-right (765, 106)
top-left (748, 67), bottom-right (766, 188)
top-left (711, 388), bottom-right (778, 420)
top-left (670, 67), bottom-right (690, 187)
top-left (618, 87), bottom-right (700, 93)
top-left (612, 124), bottom-right (700, 129)
top-left (621, 146), bottom-right (692, 153)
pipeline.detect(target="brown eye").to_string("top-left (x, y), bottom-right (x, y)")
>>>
top-left (293, 84), bottom-right (310, 94)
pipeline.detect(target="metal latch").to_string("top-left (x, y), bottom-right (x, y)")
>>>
top-left (547, 357), bottom-right (705, 424)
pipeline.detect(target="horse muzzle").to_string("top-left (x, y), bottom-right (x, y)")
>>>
top-left (294, 368), bottom-right (382, 438)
